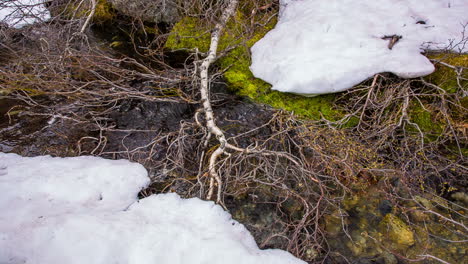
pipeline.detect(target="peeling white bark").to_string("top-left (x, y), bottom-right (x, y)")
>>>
top-left (199, 0), bottom-right (239, 203)
top-left (80, 0), bottom-right (97, 33)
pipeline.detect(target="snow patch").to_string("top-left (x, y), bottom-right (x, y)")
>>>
top-left (0, 0), bottom-right (50, 27)
top-left (250, 0), bottom-right (468, 95)
top-left (0, 153), bottom-right (305, 264)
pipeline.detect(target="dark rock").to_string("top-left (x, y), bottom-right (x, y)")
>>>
top-left (108, 0), bottom-right (180, 24)
top-left (378, 200), bottom-right (392, 216)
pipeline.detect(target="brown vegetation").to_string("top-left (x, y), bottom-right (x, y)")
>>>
top-left (0, 0), bottom-right (466, 263)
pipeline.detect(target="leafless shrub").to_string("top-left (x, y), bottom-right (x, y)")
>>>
top-left (1, 1), bottom-right (467, 263)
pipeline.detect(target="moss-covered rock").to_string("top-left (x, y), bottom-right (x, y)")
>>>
top-left (426, 54), bottom-right (468, 93)
top-left (164, 17), bottom-right (211, 52)
top-left (379, 213), bottom-right (415, 248)
top-left (164, 11), bottom-right (348, 122)
top-left (93, 0), bottom-right (116, 23)
top-left (407, 53), bottom-right (468, 140)
top-left (323, 210), bottom-right (345, 237)
top-left (53, 0), bottom-right (116, 24)
top-left (328, 186), bottom-right (467, 263)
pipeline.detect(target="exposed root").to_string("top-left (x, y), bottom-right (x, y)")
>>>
top-left (197, 0), bottom-right (239, 203)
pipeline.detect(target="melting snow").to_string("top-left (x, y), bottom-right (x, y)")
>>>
top-left (0, 0), bottom-right (50, 27)
top-left (0, 152), bottom-right (305, 264)
top-left (250, 0), bottom-right (468, 95)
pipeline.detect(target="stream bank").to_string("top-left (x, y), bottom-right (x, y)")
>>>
top-left (1, 1), bottom-right (467, 263)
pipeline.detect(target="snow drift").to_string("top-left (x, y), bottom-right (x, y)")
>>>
top-left (250, 0), bottom-right (468, 95)
top-left (0, 153), bottom-right (305, 264)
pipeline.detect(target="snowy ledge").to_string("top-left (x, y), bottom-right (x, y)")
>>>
top-left (250, 0), bottom-right (468, 95)
top-left (0, 153), bottom-right (305, 264)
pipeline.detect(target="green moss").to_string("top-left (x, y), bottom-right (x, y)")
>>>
top-left (408, 102), bottom-right (445, 136)
top-left (109, 40), bottom-right (125, 48)
top-left (164, 17), bottom-right (211, 52)
top-left (93, 0), bottom-right (116, 23)
top-left (143, 25), bottom-right (158, 35)
top-left (259, 91), bottom-right (341, 120)
top-left (426, 54), bottom-right (468, 93)
top-left (165, 12), bottom-right (350, 122)
top-left (58, 0), bottom-right (115, 24)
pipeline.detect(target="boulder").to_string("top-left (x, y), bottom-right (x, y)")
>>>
top-left (108, 0), bottom-right (179, 24)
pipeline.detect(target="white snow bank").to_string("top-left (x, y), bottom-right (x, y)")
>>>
top-left (0, 153), bottom-right (305, 264)
top-left (250, 0), bottom-right (468, 95)
top-left (0, 0), bottom-right (50, 27)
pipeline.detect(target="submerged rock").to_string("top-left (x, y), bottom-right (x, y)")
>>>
top-left (379, 214), bottom-right (415, 248)
top-left (451, 192), bottom-right (468, 206)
